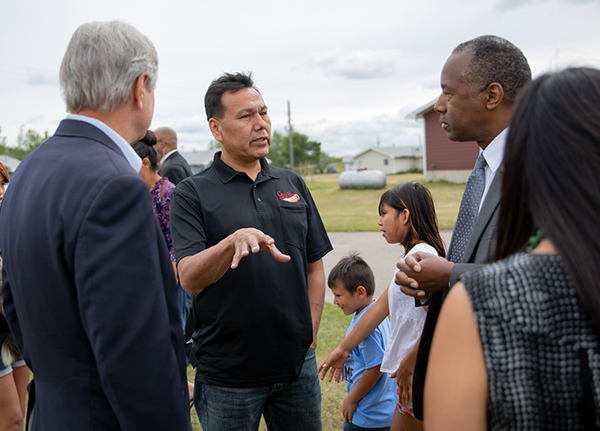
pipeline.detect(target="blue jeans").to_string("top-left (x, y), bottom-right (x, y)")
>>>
top-left (343, 423), bottom-right (390, 431)
top-left (194, 349), bottom-right (322, 431)
top-left (177, 283), bottom-right (192, 332)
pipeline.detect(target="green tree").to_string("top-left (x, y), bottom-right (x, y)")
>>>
top-left (0, 126), bottom-right (49, 160)
top-left (270, 129), bottom-right (327, 174)
top-left (0, 128), bottom-right (7, 154)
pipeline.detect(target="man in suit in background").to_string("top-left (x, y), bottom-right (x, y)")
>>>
top-left (0, 21), bottom-right (191, 430)
top-left (395, 35), bottom-right (531, 420)
top-left (153, 126), bottom-right (193, 185)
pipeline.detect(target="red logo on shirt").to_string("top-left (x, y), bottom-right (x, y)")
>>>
top-left (277, 191), bottom-right (300, 203)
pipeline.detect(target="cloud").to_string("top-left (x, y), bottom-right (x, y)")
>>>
top-left (25, 68), bottom-right (59, 87)
top-left (26, 72), bottom-right (58, 86)
top-left (496, 0), bottom-right (595, 11)
top-left (303, 49), bottom-right (402, 80)
top-left (295, 113), bottom-right (424, 157)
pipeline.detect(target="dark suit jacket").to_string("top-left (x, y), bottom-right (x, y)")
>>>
top-left (0, 119), bottom-right (191, 430)
top-left (412, 168), bottom-right (502, 420)
top-left (162, 151), bottom-right (192, 185)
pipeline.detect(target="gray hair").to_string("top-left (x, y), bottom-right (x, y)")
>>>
top-left (60, 21), bottom-right (158, 114)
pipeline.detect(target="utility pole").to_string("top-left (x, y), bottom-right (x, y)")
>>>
top-left (287, 100), bottom-right (294, 171)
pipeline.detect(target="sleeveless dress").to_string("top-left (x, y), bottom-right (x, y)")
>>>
top-left (462, 253), bottom-right (600, 430)
top-left (380, 243), bottom-right (437, 373)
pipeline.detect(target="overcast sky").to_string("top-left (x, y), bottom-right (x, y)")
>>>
top-left (1, 0), bottom-right (599, 157)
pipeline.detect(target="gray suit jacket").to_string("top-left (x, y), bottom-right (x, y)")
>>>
top-left (412, 168), bottom-right (502, 420)
top-left (449, 167), bottom-right (502, 284)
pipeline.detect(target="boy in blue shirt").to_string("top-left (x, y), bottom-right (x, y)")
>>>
top-left (328, 252), bottom-right (397, 431)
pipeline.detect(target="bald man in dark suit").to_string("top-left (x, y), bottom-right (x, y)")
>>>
top-left (154, 127), bottom-right (192, 185)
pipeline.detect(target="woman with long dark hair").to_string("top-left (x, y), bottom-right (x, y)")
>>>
top-left (425, 67), bottom-right (600, 429)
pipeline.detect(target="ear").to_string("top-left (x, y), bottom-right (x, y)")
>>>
top-left (402, 208), bottom-right (411, 226)
top-left (141, 157), bottom-right (151, 168)
top-left (208, 117), bottom-right (223, 142)
top-left (484, 82), bottom-right (504, 110)
top-left (356, 285), bottom-right (367, 299)
top-left (133, 72), bottom-right (151, 109)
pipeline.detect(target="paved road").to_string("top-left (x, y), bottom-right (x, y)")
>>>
top-left (322, 230), bottom-right (453, 305)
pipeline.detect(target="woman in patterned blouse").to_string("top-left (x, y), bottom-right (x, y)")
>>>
top-left (132, 131), bottom-right (177, 273)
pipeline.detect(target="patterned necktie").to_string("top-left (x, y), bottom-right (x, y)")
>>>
top-left (448, 153), bottom-right (487, 263)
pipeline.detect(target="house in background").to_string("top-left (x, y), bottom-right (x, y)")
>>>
top-left (179, 149), bottom-right (219, 174)
top-left (408, 100), bottom-right (478, 183)
top-left (342, 155), bottom-right (355, 172)
top-left (0, 155), bottom-right (21, 176)
top-left (349, 146), bottom-right (423, 174)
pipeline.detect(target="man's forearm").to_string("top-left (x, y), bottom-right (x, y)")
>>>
top-left (307, 259), bottom-right (325, 349)
top-left (178, 235), bottom-right (235, 295)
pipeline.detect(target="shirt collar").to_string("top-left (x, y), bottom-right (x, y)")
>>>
top-left (211, 151), bottom-right (279, 183)
top-left (159, 149), bottom-right (178, 165)
top-left (66, 114), bottom-right (142, 173)
top-left (480, 128), bottom-right (508, 174)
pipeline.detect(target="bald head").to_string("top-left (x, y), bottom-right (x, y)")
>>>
top-left (153, 126), bottom-right (178, 159)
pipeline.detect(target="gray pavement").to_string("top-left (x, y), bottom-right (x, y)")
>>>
top-left (322, 230), bottom-right (453, 304)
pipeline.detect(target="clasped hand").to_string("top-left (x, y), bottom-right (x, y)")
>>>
top-left (395, 252), bottom-right (453, 299)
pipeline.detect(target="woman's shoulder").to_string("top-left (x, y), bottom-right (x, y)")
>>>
top-left (465, 253), bottom-right (563, 284)
top-left (407, 242), bottom-right (439, 257)
top-left (461, 253), bottom-right (568, 312)
top-left (154, 177), bottom-right (175, 198)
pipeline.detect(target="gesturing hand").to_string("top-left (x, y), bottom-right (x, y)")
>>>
top-left (229, 228), bottom-right (291, 269)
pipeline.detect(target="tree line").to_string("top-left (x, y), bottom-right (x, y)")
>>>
top-left (0, 127), bottom-right (49, 160)
top-left (269, 129), bottom-right (339, 174)
top-left (1, 126), bottom-right (340, 175)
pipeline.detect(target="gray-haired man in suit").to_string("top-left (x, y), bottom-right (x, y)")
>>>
top-left (395, 35), bottom-right (532, 420)
top-left (0, 21), bottom-right (191, 430)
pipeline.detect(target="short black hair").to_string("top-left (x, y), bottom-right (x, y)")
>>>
top-left (327, 252), bottom-right (375, 296)
top-left (204, 72), bottom-right (257, 121)
top-left (453, 35), bottom-right (531, 103)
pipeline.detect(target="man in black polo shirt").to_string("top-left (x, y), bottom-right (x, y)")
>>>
top-left (170, 72), bottom-right (332, 431)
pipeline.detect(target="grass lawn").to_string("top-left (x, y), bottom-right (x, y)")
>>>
top-left (304, 173), bottom-right (465, 232)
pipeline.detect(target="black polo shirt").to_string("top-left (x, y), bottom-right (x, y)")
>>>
top-left (170, 152), bottom-right (332, 387)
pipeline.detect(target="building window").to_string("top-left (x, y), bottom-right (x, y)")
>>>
top-left (383, 159), bottom-right (389, 166)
